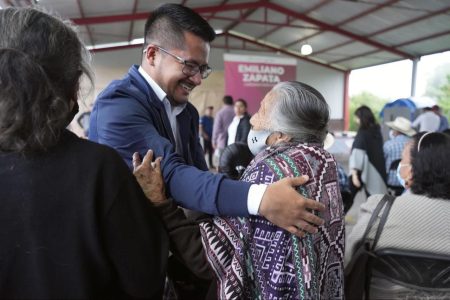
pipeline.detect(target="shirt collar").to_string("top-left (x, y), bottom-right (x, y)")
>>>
top-left (138, 66), bottom-right (166, 102)
top-left (138, 66), bottom-right (187, 113)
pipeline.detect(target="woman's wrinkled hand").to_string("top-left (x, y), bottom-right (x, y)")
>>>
top-left (132, 150), bottom-right (167, 205)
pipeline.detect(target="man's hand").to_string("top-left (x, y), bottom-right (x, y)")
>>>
top-left (258, 176), bottom-right (326, 238)
top-left (132, 150), bottom-right (167, 205)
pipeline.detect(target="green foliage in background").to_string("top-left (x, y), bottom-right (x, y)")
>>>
top-left (436, 74), bottom-right (450, 117)
top-left (349, 92), bottom-right (388, 131)
top-left (426, 64), bottom-right (450, 118)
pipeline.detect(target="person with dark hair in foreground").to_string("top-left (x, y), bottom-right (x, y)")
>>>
top-left (346, 132), bottom-right (450, 299)
top-left (89, 2), bottom-right (324, 263)
top-left (0, 7), bottom-right (168, 299)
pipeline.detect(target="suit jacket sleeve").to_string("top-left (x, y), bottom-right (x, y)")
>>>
top-left (90, 84), bottom-right (250, 217)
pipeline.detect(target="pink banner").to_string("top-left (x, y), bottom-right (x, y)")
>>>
top-left (224, 54), bottom-right (297, 114)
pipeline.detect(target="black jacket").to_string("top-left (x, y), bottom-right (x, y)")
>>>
top-left (0, 131), bottom-right (168, 299)
top-left (234, 113), bottom-right (251, 144)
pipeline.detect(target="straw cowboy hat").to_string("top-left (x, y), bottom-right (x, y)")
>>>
top-left (385, 116), bottom-right (416, 136)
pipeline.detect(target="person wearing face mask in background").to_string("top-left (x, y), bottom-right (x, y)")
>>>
top-left (383, 116), bottom-right (416, 196)
top-left (345, 131), bottom-right (450, 299)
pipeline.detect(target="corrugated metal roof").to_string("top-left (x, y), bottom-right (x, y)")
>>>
top-left (1, 0), bottom-right (449, 72)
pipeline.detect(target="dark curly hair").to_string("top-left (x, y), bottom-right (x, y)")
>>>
top-left (410, 132), bottom-right (450, 200)
top-left (0, 7), bottom-right (92, 152)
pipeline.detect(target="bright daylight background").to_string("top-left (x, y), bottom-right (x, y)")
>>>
top-left (348, 51), bottom-right (450, 130)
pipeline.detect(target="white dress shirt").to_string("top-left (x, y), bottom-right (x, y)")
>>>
top-left (138, 67), bottom-right (185, 155)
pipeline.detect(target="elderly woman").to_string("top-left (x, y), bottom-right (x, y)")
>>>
top-left (200, 81), bottom-right (344, 299)
top-left (0, 8), bottom-right (167, 299)
top-left (345, 131), bottom-right (450, 298)
top-left (136, 81), bottom-right (345, 299)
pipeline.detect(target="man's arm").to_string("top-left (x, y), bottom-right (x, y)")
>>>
top-left (90, 92), bottom-right (248, 215)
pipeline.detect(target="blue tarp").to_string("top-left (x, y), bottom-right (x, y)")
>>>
top-left (380, 98), bottom-right (417, 120)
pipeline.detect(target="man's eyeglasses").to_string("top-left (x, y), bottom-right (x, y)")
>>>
top-left (144, 45), bottom-right (212, 79)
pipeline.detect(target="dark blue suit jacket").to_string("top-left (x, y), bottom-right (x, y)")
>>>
top-left (89, 65), bottom-right (250, 216)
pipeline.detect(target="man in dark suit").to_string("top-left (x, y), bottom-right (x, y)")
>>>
top-left (89, 3), bottom-right (323, 239)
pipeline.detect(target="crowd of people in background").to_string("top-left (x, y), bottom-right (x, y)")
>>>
top-left (1, 3), bottom-right (449, 300)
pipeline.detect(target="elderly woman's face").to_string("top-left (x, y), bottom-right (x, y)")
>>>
top-left (250, 91), bottom-right (276, 130)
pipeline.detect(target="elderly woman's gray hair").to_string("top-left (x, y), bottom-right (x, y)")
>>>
top-left (269, 81), bottom-right (329, 144)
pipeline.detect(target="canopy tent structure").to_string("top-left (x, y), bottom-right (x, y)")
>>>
top-left (2, 0), bottom-right (449, 128)
top-left (380, 98), bottom-right (417, 120)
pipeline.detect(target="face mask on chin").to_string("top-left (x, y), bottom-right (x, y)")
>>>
top-left (247, 129), bottom-right (272, 156)
top-left (396, 163), bottom-right (411, 188)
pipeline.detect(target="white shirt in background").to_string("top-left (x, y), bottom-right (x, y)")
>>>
top-left (227, 115), bottom-right (242, 146)
top-left (412, 111), bottom-right (440, 132)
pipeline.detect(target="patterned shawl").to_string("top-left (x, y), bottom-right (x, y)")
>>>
top-left (200, 143), bottom-right (345, 299)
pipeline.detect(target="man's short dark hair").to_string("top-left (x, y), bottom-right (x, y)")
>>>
top-left (144, 4), bottom-right (215, 50)
top-left (410, 132), bottom-right (450, 200)
top-left (223, 95), bottom-right (233, 105)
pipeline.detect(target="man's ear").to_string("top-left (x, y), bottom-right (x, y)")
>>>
top-left (144, 45), bottom-right (157, 66)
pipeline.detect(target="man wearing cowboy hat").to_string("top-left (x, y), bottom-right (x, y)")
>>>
top-left (383, 116), bottom-right (416, 195)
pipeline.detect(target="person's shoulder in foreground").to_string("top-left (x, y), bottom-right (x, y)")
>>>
top-left (0, 7), bottom-right (168, 299)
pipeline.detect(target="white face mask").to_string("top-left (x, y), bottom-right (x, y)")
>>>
top-left (396, 163), bottom-right (411, 188)
top-left (247, 129), bottom-right (272, 156)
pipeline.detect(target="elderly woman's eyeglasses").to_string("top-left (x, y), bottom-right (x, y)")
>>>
top-left (144, 45), bottom-right (212, 79)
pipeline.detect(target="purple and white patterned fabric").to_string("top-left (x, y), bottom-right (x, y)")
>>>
top-left (200, 142), bottom-right (345, 299)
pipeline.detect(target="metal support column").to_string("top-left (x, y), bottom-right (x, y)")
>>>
top-left (410, 58), bottom-right (419, 97)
